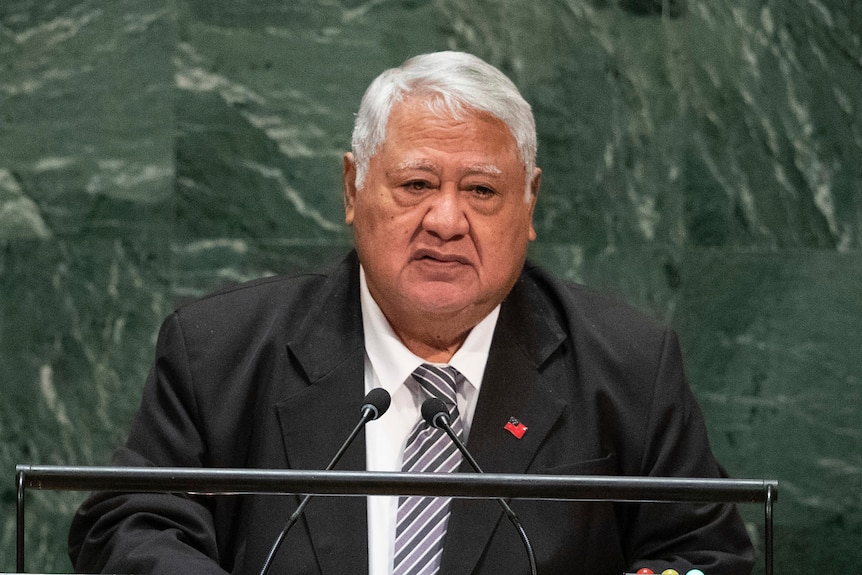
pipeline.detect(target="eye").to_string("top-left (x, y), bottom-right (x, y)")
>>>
top-left (404, 180), bottom-right (431, 192)
top-left (470, 185), bottom-right (496, 198)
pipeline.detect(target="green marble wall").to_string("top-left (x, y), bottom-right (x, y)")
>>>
top-left (2, 0), bottom-right (860, 572)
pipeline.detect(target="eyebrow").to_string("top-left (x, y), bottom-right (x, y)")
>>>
top-left (465, 164), bottom-right (503, 176)
top-left (389, 160), bottom-right (504, 177)
top-left (390, 159), bottom-right (436, 174)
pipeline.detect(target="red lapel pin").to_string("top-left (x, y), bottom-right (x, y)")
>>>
top-left (504, 417), bottom-right (528, 439)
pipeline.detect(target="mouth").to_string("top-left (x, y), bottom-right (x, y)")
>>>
top-left (412, 249), bottom-right (471, 265)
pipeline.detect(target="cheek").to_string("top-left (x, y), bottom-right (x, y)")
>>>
top-left (353, 196), bottom-right (388, 233)
top-left (353, 203), bottom-right (415, 259)
top-left (475, 215), bottom-right (532, 266)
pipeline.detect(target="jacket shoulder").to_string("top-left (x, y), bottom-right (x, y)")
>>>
top-left (170, 253), bottom-right (357, 337)
top-left (519, 261), bottom-right (669, 347)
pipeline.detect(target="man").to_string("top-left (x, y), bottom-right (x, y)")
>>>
top-left (69, 52), bottom-right (754, 575)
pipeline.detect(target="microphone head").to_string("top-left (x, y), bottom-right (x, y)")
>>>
top-left (362, 388), bottom-right (391, 420)
top-left (421, 397), bottom-right (450, 429)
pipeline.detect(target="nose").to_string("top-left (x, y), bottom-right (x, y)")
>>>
top-left (421, 187), bottom-right (469, 240)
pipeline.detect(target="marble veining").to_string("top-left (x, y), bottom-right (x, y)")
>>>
top-left (1, 0), bottom-right (860, 572)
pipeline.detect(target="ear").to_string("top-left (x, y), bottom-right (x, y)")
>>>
top-left (527, 167), bottom-right (541, 241)
top-left (343, 152), bottom-right (358, 225)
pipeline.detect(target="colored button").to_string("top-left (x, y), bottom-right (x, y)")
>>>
top-left (636, 570), bottom-right (654, 574)
top-left (661, 571), bottom-right (680, 575)
top-left (685, 570), bottom-right (705, 575)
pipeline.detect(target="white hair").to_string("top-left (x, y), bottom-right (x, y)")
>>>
top-left (351, 51), bottom-right (537, 198)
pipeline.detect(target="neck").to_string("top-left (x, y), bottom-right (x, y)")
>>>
top-left (391, 322), bottom-right (470, 363)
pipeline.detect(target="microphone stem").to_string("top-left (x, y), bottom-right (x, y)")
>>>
top-left (440, 422), bottom-right (484, 473)
top-left (326, 409), bottom-right (374, 471)
top-left (439, 420), bottom-right (538, 575)
top-left (259, 410), bottom-right (374, 575)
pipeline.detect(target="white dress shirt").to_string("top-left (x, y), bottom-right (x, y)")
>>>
top-left (359, 267), bottom-right (500, 575)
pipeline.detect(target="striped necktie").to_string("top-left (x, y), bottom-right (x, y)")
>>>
top-left (393, 363), bottom-right (464, 575)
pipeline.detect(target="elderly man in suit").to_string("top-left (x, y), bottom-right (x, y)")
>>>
top-left (70, 51), bottom-right (754, 575)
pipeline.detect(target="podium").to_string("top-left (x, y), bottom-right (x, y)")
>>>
top-left (15, 465), bottom-right (777, 574)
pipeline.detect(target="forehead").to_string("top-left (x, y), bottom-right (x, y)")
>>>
top-left (378, 98), bottom-right (522, 167)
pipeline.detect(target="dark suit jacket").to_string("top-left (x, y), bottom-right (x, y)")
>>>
top-left (69, 252), bottom-right (754, 575)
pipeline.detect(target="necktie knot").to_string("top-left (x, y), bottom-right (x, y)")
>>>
top-left (412, 363), bottom-right (460, 408)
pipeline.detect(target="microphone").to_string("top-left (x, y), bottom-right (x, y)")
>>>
top-left (421, 397), bottom-right (538, 575)
top-left (259, 388), bottom-right (391, 575)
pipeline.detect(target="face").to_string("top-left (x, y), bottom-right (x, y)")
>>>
top-left (344, 98), bottom-right (540, 337)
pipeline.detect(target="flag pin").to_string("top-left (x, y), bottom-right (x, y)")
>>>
top-left (504, 416), bottom-right (528, 439)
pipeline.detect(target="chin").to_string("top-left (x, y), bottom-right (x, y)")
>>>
top-left (406, 287), bottom-right (475, 317)
top-left (411, 297), bottom-right (470, 317)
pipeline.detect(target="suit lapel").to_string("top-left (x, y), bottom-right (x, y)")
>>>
top-left (276, 253), bottom-right (370, 575)
top-left (441, 271), bottom-right (568, 574)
